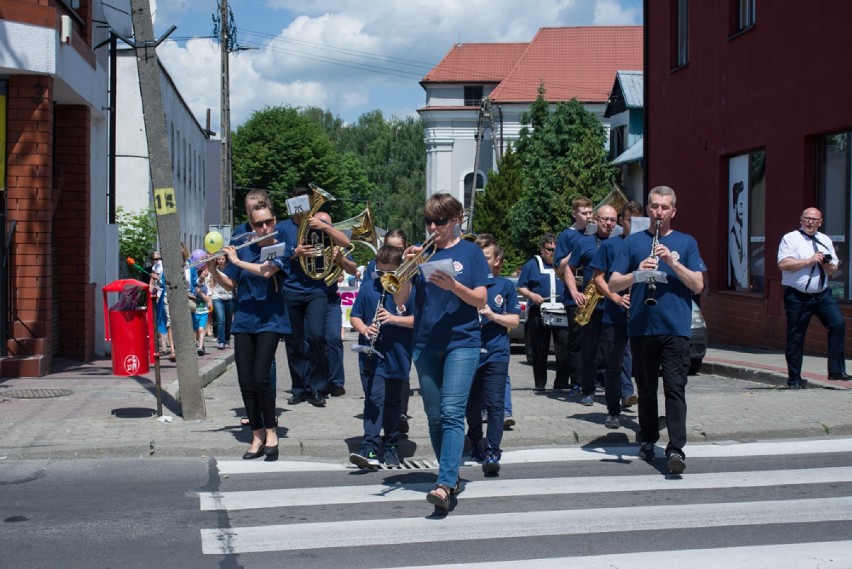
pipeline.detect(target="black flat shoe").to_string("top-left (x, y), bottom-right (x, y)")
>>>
top-left (242, 443), bottom-right (265, 460)
top-left (264, 443), bottom-right (279, 457)
top-left (828, 372), bottom-right (852, 381)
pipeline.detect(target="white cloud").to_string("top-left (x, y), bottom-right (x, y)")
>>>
top-left (155, 0), bottom-right (642, 132)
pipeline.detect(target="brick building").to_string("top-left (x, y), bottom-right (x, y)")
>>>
top-left (645, 2), bottom-right (852, 356)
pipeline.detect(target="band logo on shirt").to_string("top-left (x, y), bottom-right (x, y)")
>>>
top-left (395, 304), bottom-right (407, 316)
top-left (493, 294), bottom-right (504, 308)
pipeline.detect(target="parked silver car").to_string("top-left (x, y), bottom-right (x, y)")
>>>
top-left (508, 277), bottom-right (708, 375)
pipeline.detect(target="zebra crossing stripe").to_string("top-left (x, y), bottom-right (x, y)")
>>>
top-left (214, 438), bottom-right (852, 474)
top-left (385, 540), bottom-right (852, 569)
top-left (200, 495), bottom-right (852, 554)
top-left (197, 466), bottom-right (852, 511)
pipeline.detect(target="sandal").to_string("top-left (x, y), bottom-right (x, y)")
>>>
top-left (426, 484), bottom-right (452, 512)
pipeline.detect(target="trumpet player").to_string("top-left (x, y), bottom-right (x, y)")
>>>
top-left (565, 204), bottom-right (618, 407)
top-left (392, 192), bottom-right (492, 513)
top-left (279, 187), bottom-right (352, 408)
top-left (348, 245), bottom-right (414, 469)
top-left (609, 186), bottom-right (705, 475)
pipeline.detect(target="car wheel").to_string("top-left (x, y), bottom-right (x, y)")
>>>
top-left (524, 324), bottom-right (533, 365)
top-left (688, 358), bottom-right (702, 375)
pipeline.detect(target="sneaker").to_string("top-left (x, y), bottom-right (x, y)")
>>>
top-left (399, 415), bottom-right (410, 434)
top-left (217, 343), bottom-right (225, 350)
top-left (383, 445), bottom-right (400, 467)
top-left (349, 446), bottom-right (380, 468)
top-left (503, 415), bottom-right (516, 429)
top-left (667, 450), bottom-right (686, 475)
top-left (604, 414), bottom-right (621, 429)
top-left (622, 393), bottom-right (639, 408)
top-left (469, 439), bottom-right (486, 462)
top-left (638, 442), bottom-right (656, 461)
top-left (286, 393), bottom-right (304, 405)
top-left (483, 450), bottom-right (501, 475)
top-left (580, 394), bottom-right (594, 406)
top-left (307, 392), bottom-right (326, 407)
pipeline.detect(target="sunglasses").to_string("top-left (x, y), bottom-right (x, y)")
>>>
top-left (543, 247), bottom-right (555, 253)
top-left (251, 218), bottom-right (275, 229)
top-left (424, 217), bottom-right (450, 227)
top-left (374, 269), bottom-right (393, 277)
top-left (151, 257), bottom-right (162, 261)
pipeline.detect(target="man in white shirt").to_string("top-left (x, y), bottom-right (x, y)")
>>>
top-left (777, 207), bottom-right (849, 388)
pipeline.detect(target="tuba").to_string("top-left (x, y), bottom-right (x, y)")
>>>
top-left (380, 234), bottom-right (438, 293)
top-left (574, 280), bottom-right (604, 326)
top-left (298, 183), bottom-right (337, 280)
top-left (322, 206), bottom-right (378, 286)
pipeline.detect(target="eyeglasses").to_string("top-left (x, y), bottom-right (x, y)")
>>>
top-left (801, 217), bottom-right (822, 223)
top-left (151, 257), bottom-right (161, 261)
top-left (543, 247), bottom-right (556, 252)
top-left (251, 218), bottom-right (275, 229)
top-left (424, 217), bottom-right (450, 227)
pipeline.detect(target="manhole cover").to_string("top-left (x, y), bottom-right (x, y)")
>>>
top-left (3, 389), bottom-right (74, 399)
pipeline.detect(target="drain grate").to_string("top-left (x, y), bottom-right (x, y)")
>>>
top-left (2, 389), bottom-right (74, 399)
top-left (352, 458), bottom-right (439, 470)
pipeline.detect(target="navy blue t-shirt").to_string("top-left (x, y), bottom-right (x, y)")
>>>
top-left (480, 276), bottom-right (521, 365)
top-left (554, 227), bottom-right (585, 305)
top-left (517, 256), bottom-right (564, 301)
top-left (589, 237), bottom-right (628, 327)
top-left (278, 217), bottom-right (329, 295)
top-left (351, 278), bottom-right (414, 380)
top-left (611, 229), bottom-right (706, 338)
top-left (222, 241), bottom-right (290, 334)
top-left (569, 233), bottom-right (608, 311)
top-left (411, 239), bottom-right (493, 351)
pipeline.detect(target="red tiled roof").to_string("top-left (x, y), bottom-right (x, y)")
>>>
top-left (421, 27), bottom-right (643, 105)
top-left (491, 27), bottom-right (643, 103)
top-left (421, 43), bottom-right (528, 84)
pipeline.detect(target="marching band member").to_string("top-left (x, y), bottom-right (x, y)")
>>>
top-left (207, 200), bottom-right (289, 460)
top-left (392, 193), bottom-right (492, 513)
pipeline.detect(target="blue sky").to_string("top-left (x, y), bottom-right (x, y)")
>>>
top-left (151, 0), bottom-right (643, 135)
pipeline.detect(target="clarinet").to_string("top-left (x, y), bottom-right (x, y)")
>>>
top-left (368, 289), bottom-right (388, 355)
top-left (645, 219), bottom-right (661, 306)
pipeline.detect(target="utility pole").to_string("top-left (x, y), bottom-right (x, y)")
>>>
top-left (130, 0), bottom-right (206, 419)
top-left (468, 97), bottom-right (492, 233)
top-left (217, 0), bottom-right (236, 228)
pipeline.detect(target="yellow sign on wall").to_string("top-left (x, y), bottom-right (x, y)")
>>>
top-left (153, 187), bottom-right (177, 215)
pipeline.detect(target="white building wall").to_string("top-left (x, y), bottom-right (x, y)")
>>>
top-left (115, 50), bottom-right (216, 255)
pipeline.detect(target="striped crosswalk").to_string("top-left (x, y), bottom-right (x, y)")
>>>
top-left (196, 439), bottom-right (852, 566)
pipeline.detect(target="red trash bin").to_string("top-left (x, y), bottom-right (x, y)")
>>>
top-left (103, 279), bottom-right (156, 376)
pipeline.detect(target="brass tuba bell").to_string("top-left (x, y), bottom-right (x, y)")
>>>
top-left (322, 206), bottom-right (379, 286)
top-left (297, 183), bottom-right (337, 280)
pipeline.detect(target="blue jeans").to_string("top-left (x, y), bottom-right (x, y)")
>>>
top-left (466, 360), bottom-right (509, 454)
top-left (783, 287), bottom-right (846, 383)
top-left (414, 347), bottom-right (480, 488)
top-left (212, 297), bottom-right (233, 346)
top-left (504, 375), bottom-right (512, 416)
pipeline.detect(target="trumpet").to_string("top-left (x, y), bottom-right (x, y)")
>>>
top-left (380, 234), bottom-right (438, 293)
top-left (645, 220), bottom-right (661, 306)
top-left (185, 231), bottom-right (278, 269)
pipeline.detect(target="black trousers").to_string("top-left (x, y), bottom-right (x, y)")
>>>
top-left (233, 331), bottom-right (280, 430)
top-left (631, 334), bottom-right (689, 456)
top-left (527, 304), bottom-right (575, 388)
top-left (783, 287), bottom-right (846, 383)
top-left (580, 308), bottom-right (603, 396)
top-left (285, 290), bottom-right (329, 396)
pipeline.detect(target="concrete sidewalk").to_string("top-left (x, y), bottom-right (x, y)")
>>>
top-left (1, 335), bottom-right (851, 461)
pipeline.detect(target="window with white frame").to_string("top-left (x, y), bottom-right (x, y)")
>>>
top-left (817, 131), bottom-right (851, 300)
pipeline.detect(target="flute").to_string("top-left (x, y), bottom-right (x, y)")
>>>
top-left (185, 231), bottom-right (278, 269)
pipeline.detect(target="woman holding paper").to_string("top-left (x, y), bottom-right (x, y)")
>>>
top-left (207, 200), bottom-right (289, 460)
top-left (392, 192), bottom-right (492, 513)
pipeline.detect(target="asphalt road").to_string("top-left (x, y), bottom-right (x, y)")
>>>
top-left (3, 439), bottom-right (852, 568)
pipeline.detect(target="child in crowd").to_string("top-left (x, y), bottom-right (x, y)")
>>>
top-left (348, 246), bottom-right (414, 468)
top-left (466, 234), bottom-right (520, 475)
top-left (194, 265), bottom-right (211, 356)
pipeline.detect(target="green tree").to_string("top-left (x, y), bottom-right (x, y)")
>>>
top-left (511, 90), bottom-right (616, 254)
top-left (473, 145), bottom-right (526, 273)
top-left (116, 206), bottom-right (158, 278)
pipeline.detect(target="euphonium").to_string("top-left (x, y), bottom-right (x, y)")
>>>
top-left (322, 206), bottom-right (378, 286)
top-left (380, 235), bottom-right (438, 293)
top-left (298, 183), bottom-right (336, 279)
top-left (645, 219), bottom-right (661, 306)
top-left (574, 280), bottom-right (604, 326)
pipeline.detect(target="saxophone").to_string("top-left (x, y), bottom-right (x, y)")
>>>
top-left (573, 279), bottom-right (603, 326)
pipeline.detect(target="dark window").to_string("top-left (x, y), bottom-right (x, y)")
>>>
top-left (464, 86), bottom-right (483, 107)
top-left (672, 0), bottom-right (689, 68)
top-left (463, 171), bottom-right (485, 209)
top-left (737, 0), bottom-right (756, 31)
top-left (817, 131), bottom-right (851, 300)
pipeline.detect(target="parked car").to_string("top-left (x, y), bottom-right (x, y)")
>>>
top-left (508, 277), bottom-right (708, 376)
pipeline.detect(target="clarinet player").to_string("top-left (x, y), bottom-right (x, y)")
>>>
top-left (609, 186), bottom-right (706, 475)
